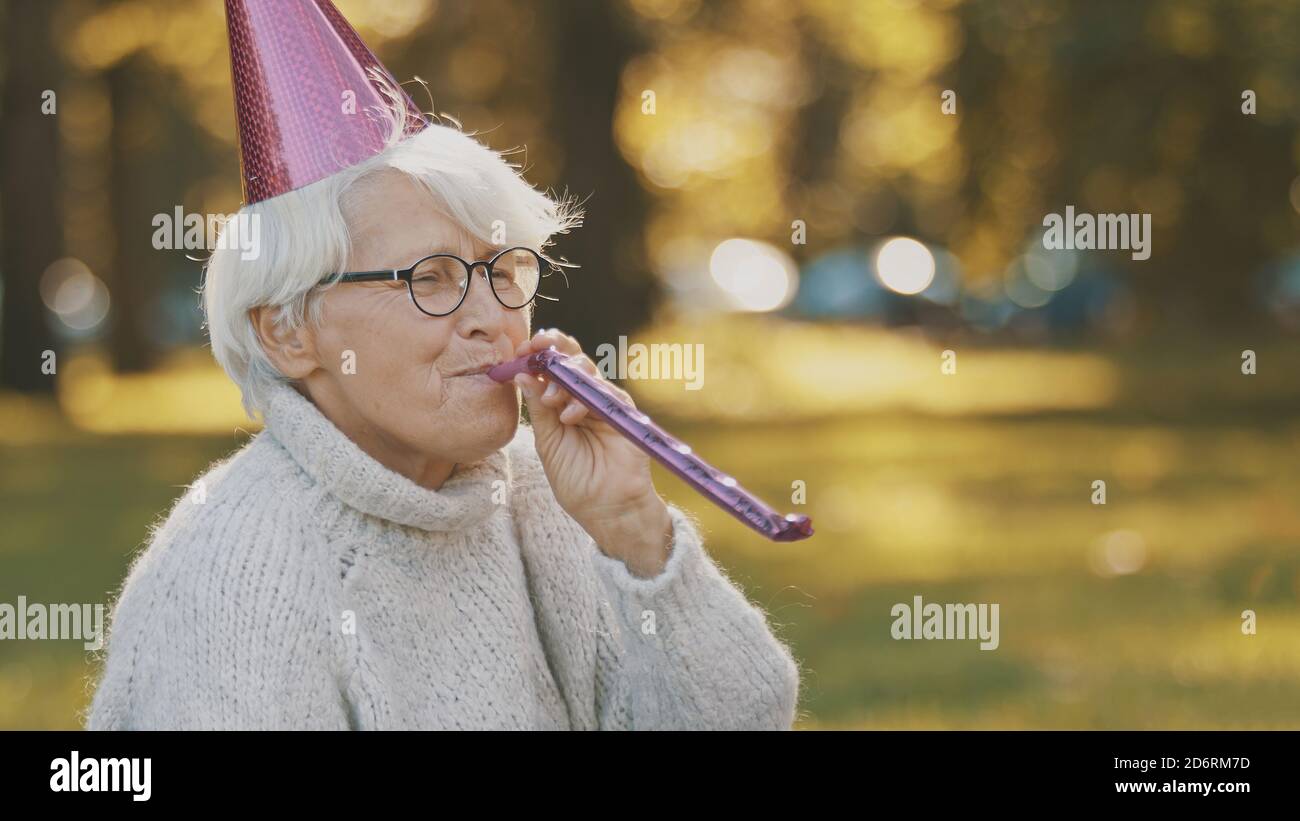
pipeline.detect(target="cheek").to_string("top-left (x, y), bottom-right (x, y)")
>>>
top-left (506, 312), bottom-right (530, 350)
top-left (320, 296), bottom-right (451, 390)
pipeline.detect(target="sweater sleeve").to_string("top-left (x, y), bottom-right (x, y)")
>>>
top-left (84, 457), bottom-right (354, 731)
top-left (85, 554), bottom-right (355, 731)
top-left (588, 503), bottom-right (801, 730)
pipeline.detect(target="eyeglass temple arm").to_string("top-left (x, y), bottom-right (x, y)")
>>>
top-left (318, 269), bottom-right (404, 286)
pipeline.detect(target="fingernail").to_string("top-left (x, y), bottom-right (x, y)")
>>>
top-left (543, 382), bottom-right (558, 399)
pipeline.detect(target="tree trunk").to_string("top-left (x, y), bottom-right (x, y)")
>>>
top-left (539, 0), bottom-right (657, 352)
top-left (105, 58), bottom-right (160, 373)
top-left (0, 0), bottom-right (63, 393)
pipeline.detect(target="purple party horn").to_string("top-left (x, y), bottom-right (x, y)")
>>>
top-left (490, 346), bottom-right (813, 542)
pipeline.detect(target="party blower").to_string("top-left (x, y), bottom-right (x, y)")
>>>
top-left (490, 347), bottom-right (814, 542)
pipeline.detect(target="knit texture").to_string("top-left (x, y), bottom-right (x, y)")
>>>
top-left (85, 380), bottom-right (802, 730)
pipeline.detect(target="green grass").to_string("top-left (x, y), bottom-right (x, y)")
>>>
top-left (653, 409), bottom-right (1300, 729)
top-left (0, 431), bottom-right (248, 728)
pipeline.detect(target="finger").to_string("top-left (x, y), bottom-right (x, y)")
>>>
top-left (540, 379), bottom-right (568, 408)
top-left (559, 399), bottom-right (588, 425)
top-left (515, 372), bottom-right (561, 436)
top-left (541, 374), bottom-right (595, 423)
top-left (551, 329), bottom-right (582, 354)
top-left (539, 375), bottom-right (627, 424)
top-left (529, 328), bottom-right (581, 357)
top-left (565, 353), bottom-right (602, 380)
top-left (514, 371), bottom-right (543, 402)
top-left (515, 328), bottom-right (555, 357)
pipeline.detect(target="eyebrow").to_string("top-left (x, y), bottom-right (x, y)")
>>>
top-left (372, 239), bottom-right (510, 272)
top-left (414, 243), bottom-right (505, 261)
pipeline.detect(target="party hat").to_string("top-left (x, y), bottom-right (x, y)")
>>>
top-left (224, 0), bottom-right (428, 204)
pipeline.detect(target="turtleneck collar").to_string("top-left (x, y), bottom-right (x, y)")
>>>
top-left (261, 380), bottom-right (509, 532)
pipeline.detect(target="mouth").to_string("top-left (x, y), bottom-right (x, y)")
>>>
top-left (448, 361), bottom-right (502, 378)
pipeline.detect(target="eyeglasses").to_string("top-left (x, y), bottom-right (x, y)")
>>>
top-left (317, 246), bottom-right (572, 317)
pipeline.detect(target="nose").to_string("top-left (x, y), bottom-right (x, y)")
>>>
top-left (453, 264), bottom-right (510, 338)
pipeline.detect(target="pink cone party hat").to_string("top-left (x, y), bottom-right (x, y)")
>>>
top-left (224, 0), bottom-right (428, 204)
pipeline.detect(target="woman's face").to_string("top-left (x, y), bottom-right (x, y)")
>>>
top-left (300, 170), bottom-right (530, 477)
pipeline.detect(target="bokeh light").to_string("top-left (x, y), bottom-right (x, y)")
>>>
top-left (1023, 242), bottom-right (1079, 292)
top-left (875, 236), bottom-right (936, 295)
top-left (39, 257), bottom-right (111, 334)
top-left (1089, 529), bottom-right (1149, 577)
top-left (708, 238), bottom-right (796, 311)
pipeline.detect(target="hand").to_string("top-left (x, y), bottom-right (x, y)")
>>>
top-left (512, 329), bottom-right (672, 576)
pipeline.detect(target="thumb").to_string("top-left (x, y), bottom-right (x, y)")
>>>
top-left (515, 373), bottom-right (562, 444)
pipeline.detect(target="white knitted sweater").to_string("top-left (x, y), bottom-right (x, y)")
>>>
top-left (85, 381), bottom-right (801, 730)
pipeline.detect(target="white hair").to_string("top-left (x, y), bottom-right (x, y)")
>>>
top-left (202, 76), bottom-right (583, 418)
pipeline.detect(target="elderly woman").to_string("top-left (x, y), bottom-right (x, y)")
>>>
top-left (86, 1), bottom-right (800, 731)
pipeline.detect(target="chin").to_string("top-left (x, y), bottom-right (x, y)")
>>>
top-left (449, 409), bottom-right (518, 463)
top-left (482, 408), bottom-right (519, 446)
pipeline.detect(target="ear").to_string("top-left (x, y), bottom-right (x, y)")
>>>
top-left (250, 305), bottom-right (320, 380)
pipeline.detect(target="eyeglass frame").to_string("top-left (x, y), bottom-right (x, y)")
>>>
top-left (316, 245), bottom-right (574, 318)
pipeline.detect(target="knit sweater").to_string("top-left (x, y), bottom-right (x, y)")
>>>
top-left (85, 380), bottom-right (801, 730)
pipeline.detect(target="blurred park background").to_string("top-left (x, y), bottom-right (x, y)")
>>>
top-left (3, 0), bottom-right (1300, 729)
